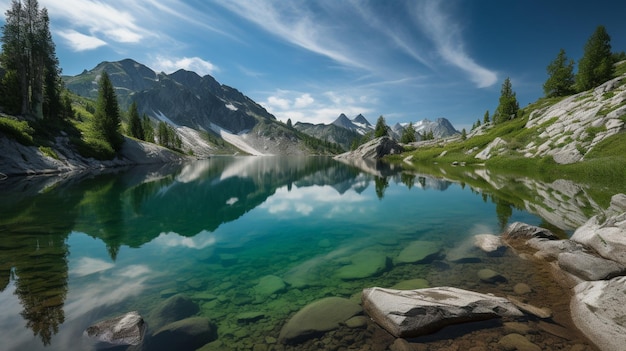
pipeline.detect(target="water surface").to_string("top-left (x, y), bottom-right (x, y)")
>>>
top-left (0, 157), bottom-right (601, 350)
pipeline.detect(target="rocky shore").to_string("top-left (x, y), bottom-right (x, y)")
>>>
top-left (0, 134), bottom-right (187, 177)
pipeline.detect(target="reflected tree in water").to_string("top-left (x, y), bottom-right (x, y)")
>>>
top-left (495, 199), bottom-right (513, 230)
top-left (374, 176), bottom-right (389, 199)
top-left (401, 173), bottom-right (415, 190)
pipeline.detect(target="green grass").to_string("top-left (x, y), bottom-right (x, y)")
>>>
top-left (0, 116), bottom-right (35, 145)
top-left (38, 146), bottom-right (59, 160)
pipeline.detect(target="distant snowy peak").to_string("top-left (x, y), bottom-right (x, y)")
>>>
top-left (393, 117), bottom-right (459, 139)
top-left (331, 113), bottom-right (374, 135)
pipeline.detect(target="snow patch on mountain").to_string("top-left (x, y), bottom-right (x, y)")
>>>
top-left (209, 123), bottom-right (268, 156)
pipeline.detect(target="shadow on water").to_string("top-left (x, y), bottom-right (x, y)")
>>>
top-left (0, 156), bottom-right (614, 350)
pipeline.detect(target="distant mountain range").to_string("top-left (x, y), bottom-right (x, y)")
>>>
top-left (295, 113), bottom-right (459, 150)
top-left (63, 59), bottom-right (459, 156)
top-left (63, 59), bottom-right (337, 156)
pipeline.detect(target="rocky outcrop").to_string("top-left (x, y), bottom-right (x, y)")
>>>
top-left (571, 194), bottom-right (626, 265)
top-left (362, 287), bottom-right (523, 338)
top-left (278, 297), bottom-right (362, 343)
top-left (0, 134), bottom-right (186, 176)
top-left (84, 311), bottom-right (145, 346)
top-left (334, 136), bottom-right (404, 160)
top-left (522, 75), bottom-right (626, 164)
top-left (475, 137), bottom-right (507, 160)
top-left (571, 277), bottom-right (626, 351)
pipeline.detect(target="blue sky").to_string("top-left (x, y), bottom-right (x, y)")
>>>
top-left (1, 0), bottom-right (625, 131)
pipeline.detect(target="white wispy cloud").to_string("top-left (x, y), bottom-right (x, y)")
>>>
top-left (412, 0), bottom-right (498, 88)
top-left (57, 30), bottom-right (107, 51)
top-left (151, 55), bottom-right (219, 76)
top-left (262, 89), bottom-right (375, 124)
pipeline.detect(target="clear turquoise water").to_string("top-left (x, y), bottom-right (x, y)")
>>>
top-left (0, 157), bottom-right (575, 350)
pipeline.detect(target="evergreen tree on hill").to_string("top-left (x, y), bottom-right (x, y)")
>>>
top-left (127, 101), bottom-right (144, 140)
top-left (576, 25), bottom-right (613, 92)
top-left (494, 77), bottom-right (519, 124)
top-left (93, 72), bottom-right (123, 152)
top-left (400, 122), bottom-right (416, 143)
top-left (374, 115), bottom-right (389, 138)
top-left (544, 48), bottom-right (575, 97)
top-left (0, 0), bottom-right (61, 119)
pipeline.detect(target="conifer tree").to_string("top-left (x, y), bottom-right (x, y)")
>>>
top-left (374, 115), bottom-right (389, 138)
top-left (576, 26), bottom-right (613, 92)
top-left (544, 49), bottom-right (575, 97)
top-left (127, 101), bottom-right (144, 140)
top-left (142, 114), bottom-right (154, 142)
top-left (93, 72), bottom-right (123, 151)
top-left (494, 77), bottom-right (519, 124)
top-left (483, 110), bottom-right (490, 124)
top-left (461, 128), bottom-right (467, 140)
top-left (0, 0), bottom-right (61, 119)
top-left (400, 122), bottom-right (416, 143)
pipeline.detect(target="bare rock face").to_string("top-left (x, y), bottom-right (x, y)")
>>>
top-left (571, 198), bottom-right (626, 265)
top-left (84, 311), bottom-right (145, 346)
top-left (361, 287), bottom-right (522, 338)
top-left (334, 136), bottom-right (404, 160)
top-left (571, 276), bottom-right (626, 351)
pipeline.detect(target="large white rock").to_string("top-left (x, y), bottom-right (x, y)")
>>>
top-left (571, 276), bottom-right (626, 351)
top-left (361, 287), bottom-right (523, 338)
top-left (571, 211), bottom-right (626, 265)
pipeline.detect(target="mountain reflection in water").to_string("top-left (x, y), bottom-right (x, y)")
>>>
top-left (0, 157), bottom-right (607, 350)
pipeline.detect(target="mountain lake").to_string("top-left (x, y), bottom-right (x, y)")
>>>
top-left (0, 156), bottom-right (607, 350)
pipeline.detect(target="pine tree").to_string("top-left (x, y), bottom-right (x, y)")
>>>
top-left (93, 72), bottom-right (123, 151)
top-left (0, 0), bottom-right (61, 119)
top-left (142, 114), bottom-right (154, 142)
top-left (461, 128), bottom-right (467, 140)
top-left (576, 26), bottom-right (613, 92)
top-left (483, 110), bottom-right (490, 124)
top-left (400, 122), bottom-right (416, 143)
top-left (374, 115), bottom-right (388, 138)
top-left (127, 101), bottom-right (144, 140)
top-left (494, 77), bottom-right (519, 124)
top-left (543, 49), bottom-right (575, 97)
top-left (286, 118), bottom-right (292, 128)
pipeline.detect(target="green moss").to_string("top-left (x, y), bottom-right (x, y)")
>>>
top-left (38, 146), bottom-right (59, 160)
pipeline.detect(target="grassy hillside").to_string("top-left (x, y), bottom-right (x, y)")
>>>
top-left (391, 66), bottom-right (626, 206)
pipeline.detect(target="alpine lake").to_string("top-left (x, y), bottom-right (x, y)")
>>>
top-left (0, 156), bottom-right (612, 350)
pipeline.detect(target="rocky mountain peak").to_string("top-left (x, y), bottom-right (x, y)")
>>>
top-left (353, 114), bottom-right (371, 126)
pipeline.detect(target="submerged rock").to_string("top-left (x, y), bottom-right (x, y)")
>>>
top-left (361, 287), bottom-right (522, 338)
top-left (278, 297), bottom-right (362, 343)
top-left (571, 276), bottom-right (626, 351)
top-left (254, 275), bottom-right (286, 298)
top-left (477, 268), bottom-right (506, 283)
top-left (473, 234), bottom-right (506, 255)
top-left (84, 311), bottom-right (145, 346)
top-left (395, 240), bottom-right (441, 264)
top-left (336, 250), bottom-right (390, 280)
top-left (148, 294), bottom-right (200, 330)
top-left (150, 317), bottom-right (217, 351)
top-left (498, 333), bottom-right (541, 351)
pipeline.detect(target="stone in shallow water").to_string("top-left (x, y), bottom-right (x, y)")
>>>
top-left (477, 269), bottom-right (506, 283)
top-left (84, 311), bottom-right (145, 346)
top-left (278, 297), bottom-right (362, 343)
top-left (473, 234), bottom-right (506, 255)
top-left (336, 251), bottom-right (390, 280)
top-left (236, 311), bottom-right (265, 323)
top-left (390, 278), bottom-right (430, 290)
top-left (148, 294), bottom-right (200, 330)
top-left (362, 287), bottom-right (523, 338)
top-left (513, 283), bottom-right (532, 295)
top-left (149, 317), bottom-right (217, 351)
top-left (395, 240), bottom-right (441, 264)
top-left (498, 333), bottom-right (541, 351)
top-left (507, 296), bottom-right (552, 319)
top-left (254, 275), bottom-right (286, 297)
